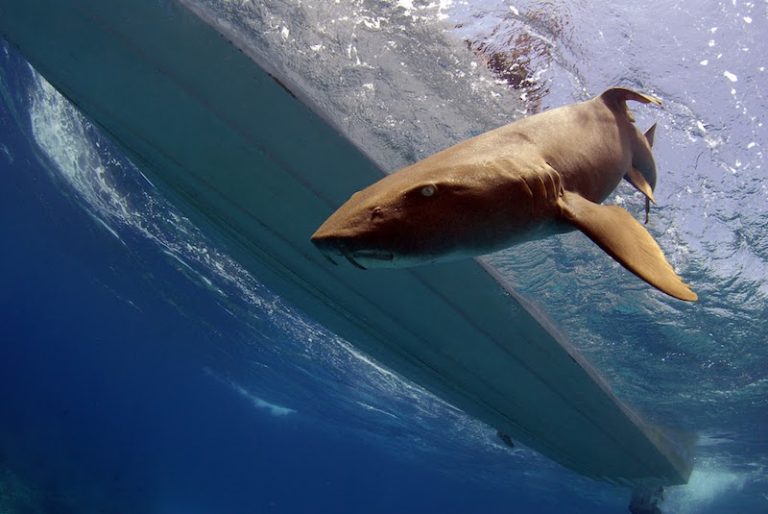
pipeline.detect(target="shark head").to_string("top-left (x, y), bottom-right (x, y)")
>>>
top-left (311, 162), bottom-right (538, 269)
top-left (311, 175), bottom-right (468, 269)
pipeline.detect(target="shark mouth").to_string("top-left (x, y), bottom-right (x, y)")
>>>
top-left (320, 249), bottom-right (395, 269)
top-left (351, 250), bottom-right (395, 263)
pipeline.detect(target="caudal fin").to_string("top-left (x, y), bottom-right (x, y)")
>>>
top-left (600, 87), bottom-right (662, 122)
top-left (558, 191), bottom-right (697, 301)
top-left (601, 87), bottom-right (662, 108)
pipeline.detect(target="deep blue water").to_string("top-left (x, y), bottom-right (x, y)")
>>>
top-left (0, 58), bottom-right (518, 514)
top-left (0, 47), bottom-right (618, 514)
top-left (1, 1), bottom-right (767, 513)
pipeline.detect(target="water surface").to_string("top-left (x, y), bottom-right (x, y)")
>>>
top-left (1, 1), bottom-right (766, 512)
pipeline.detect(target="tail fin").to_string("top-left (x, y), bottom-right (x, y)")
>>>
top-left (600, 87), bottom-right (662, 122)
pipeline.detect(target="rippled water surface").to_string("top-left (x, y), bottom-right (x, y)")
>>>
top-left (1, 1), bottom-right (766, 513)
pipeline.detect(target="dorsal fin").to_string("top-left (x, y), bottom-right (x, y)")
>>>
top-left (600, 88), bottom-right (662, 123)
top-left (644, 122), bottom-right (656, 147)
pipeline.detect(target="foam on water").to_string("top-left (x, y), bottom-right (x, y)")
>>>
top-left (23, 66), bottom-right (350, 351)
top-left (27, 70), bottom-right (267, 306)
top-left (666, 467), bottom-right (749, 514)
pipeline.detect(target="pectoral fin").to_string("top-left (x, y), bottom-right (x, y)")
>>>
top-left (558, 191), bottom-right (697, 301)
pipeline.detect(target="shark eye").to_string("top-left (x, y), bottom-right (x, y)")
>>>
top-left (420, 185), bottom-right (437, 197)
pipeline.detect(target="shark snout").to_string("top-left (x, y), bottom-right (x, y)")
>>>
top-left (311, 229), bottom-right (344, 264)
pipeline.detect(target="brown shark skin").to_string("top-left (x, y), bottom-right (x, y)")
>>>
top-left (312, 88), bottom-right (696, 301)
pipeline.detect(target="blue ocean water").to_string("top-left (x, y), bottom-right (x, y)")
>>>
top-left (1, 1), bottom-right (766, 513)
top-left (0, 50), bottom-right (566, 514)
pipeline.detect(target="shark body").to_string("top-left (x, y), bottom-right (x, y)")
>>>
top-left (312, 88), bottom-right (696, 301)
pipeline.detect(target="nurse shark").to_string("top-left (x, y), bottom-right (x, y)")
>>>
top-left (312, 87), bottom-right (696, 301)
